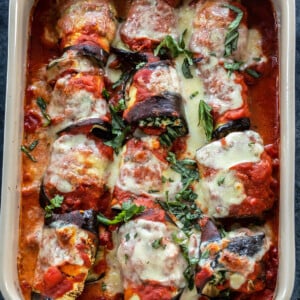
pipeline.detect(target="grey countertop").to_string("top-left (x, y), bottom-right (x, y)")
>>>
top-left (0, 0), bottom-right (299, 299)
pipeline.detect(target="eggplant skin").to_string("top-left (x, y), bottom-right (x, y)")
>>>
top-left (31, 292), bottom-right (53, 300)
top-left (64, 44), bottom-right (109, 68)
top-left (45, 210), bottom-right (98, 234)
top-left (226, 233), bottom-right (265, 257)
top-left (124, 92), bottom-right (185, 124)
top-left (200, 219), bottom-right (221, 243)
top-left (56, 118), bottom-right (113, 140)
top-left (212, 118), bottom-right (251, 140)
top-left (111, 47), bottom-right (148, 68)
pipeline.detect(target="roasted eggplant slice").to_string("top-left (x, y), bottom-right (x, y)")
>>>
top-left (195, 130), bottom-right (274, 218)
top-left (111, 47), bottom-right (148, 69)
top-left (56, 118), bottom-right (112, 140)
top-left (46, 49), bottom-right (103, 84)
top-left (116, 215), bottom-right (188, 299)
top-left (212, 118), bottom-right (250, 140)
top-left (32, 220), bottom-right (98, 300)
top-left (196, 228), bottom-right (270, 297)
top-left (120, 0), bottom-right (178, 51)
top-left (41, 133), bottom-right (113, 213)
top-left (56, 0), bottom-right (117, 51)
top-left (45, 210), bottom-right (98, 234)
top-left (48, 72), bottom-right (110, 133)
top-left (124, 92), bottom-right (188, 145)
top-left (65, 44), bottom-right (109, 68)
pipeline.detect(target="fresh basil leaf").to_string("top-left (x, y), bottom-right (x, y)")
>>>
top-left (97, 201), bottom-right (145, 225)
top-left (36, 97), bottom-right (51, 126)
top-left (154, 35), bottom-right (184, 58)
top-left (223, 4), bottom-right (244, 57)
top-left (198, 100), bottom-right (213, 141)
top-left (104, 105), bottom-right (131, 154)
top-left (44, 195), bottom-right (64, 218)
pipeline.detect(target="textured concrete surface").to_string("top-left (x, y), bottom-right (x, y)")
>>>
top-left (0, 0), bottom-right (299, 299)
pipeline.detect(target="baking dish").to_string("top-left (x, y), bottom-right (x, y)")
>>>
top-left (0, 0), bottom-right (295, 299)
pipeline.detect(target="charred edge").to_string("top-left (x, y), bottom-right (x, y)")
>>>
top-left (212, 118), bottom-right (250, 140)
top-left (56, 118), bottom-right (113, 140)
top-left (124, 92), bottom-right (186, 124)
top-left (226, 233), bottom-right (265, 257)
top-left (31, 291), bottom-right (53, 300)
top-left (46, 210), bottom-right (99, 234)
top-left (64, 44), bottom-right (110, 68)
top-left (111, 47), bottom-right (148, 68)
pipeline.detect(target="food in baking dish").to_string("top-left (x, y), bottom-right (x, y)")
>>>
top-left (19, 0), bottom-right (279, 299)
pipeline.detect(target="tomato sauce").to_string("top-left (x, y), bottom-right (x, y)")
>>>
top-left (18, 0), bottom-right (279, 299)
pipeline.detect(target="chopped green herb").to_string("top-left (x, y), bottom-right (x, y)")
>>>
top-left (104, 105), bottom-right (131, 154)
top-left (125, 233), bottom-right (130, 241)
top-left (36, 97), bottom-right (51, 126)
top-left (190, 91), bottom-right (199, 99)
top-left (245, 68), bottom-right (261, 78)
top-left (148, 189), bottom-right (159, 194)
top-left (151, 238), bottom-right (166, 249)
top-left (134, 233), bottom-right (138, 239)
top-left (223, 4), bottom-right (244, 57)
top-left (217, 176), bottom-right (225, 186)
top-left (101, 282), bottom-right (107, 291)
top-left (201, 249), bottom-right (210, 259)
top-left (102, 88), bottom-right (110, 100)
top-left (21, 140), bottom-right (39, 162)
top-left (154, 31), bottom-right (194, 79)
top-left (97, 201), bottom-right (145, 226)
top-left (44, 195), bottom-right (64, 218)
top-left (182, 57), bottom-right (193, 79)
top-left (135, 62), bottom-right (147, 70)
top-left (224, 60), bottom-right (243, 76)
top-left (198, 100), bottom-right (213, 141)
top-left (28, 140), bottom-right (39, 151)
top-left (253, 57), bottom-right (261, 62)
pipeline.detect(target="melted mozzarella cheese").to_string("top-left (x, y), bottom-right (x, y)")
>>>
top-left (49, 75), bottom-right (108, 131)
top-left (117, 219), bottom-right (187, 288)
top-left (44, 134), bottom-right (109, 193)
top-left (116, 137), bottom-right (182, 200)
top-left (120, 0), bottom-right (178, 42)
top-left (197, 170), bottom-right (246, 218)
top-left (196, 131), bottom-right (264, 170)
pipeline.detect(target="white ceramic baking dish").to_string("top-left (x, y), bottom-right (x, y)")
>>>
top-left (0, 0), bottom-right (295, 299)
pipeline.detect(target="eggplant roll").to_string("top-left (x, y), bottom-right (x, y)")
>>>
top-left (120, 0), bottom-right (178, 51)
top-left (112, 136), bottom-right (182, 208)
top-left (47, 72), bottom-right (110, 133)
top-left (196, 227), bottom-right (271, 297)
top-left (116, 215), bottom-right (187, 300)
top-left (195, 130), bottom-right (274, 218)
top-left (46, 48), bottom-right (107, 84)
top-left (42, 133), bottom-right (113, 213)
top-left (124, 62), bottom-right (188, 143)
top-left (189, 0), bottom-right (248, 61)
top-left (56, 0), bottom-right (117, 52)
top-left (32, 218), bottom-right (98, 300)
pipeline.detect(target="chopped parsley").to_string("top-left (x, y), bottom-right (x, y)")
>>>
top-left (44, 195), bottom-right (64, 218)
top-left (190, 91), bottom-right (199, 99)
top-left (97, 201), bottom-right (145, 226)
top-left (102, 88), bottom-right (110, 100)
top-left (198, 100), bottom-right (213, 141)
